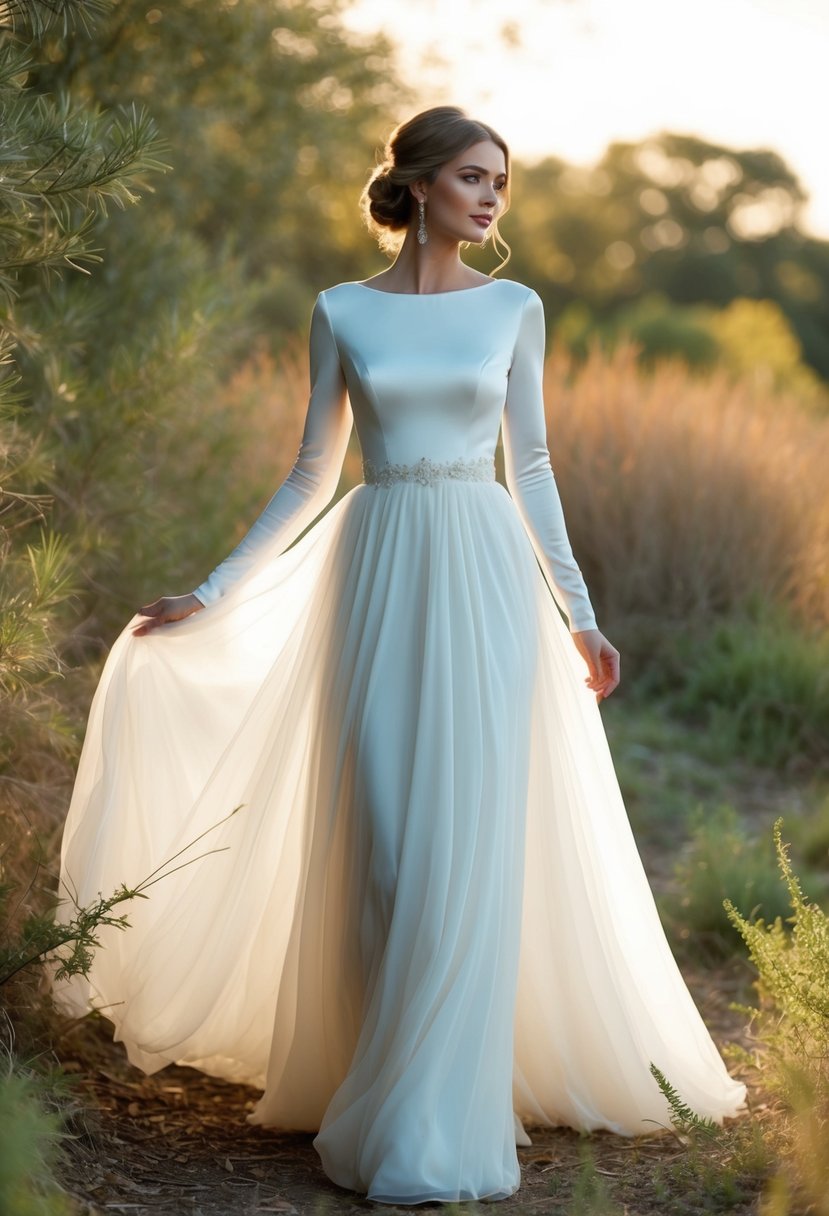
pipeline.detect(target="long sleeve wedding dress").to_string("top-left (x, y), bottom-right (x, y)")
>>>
top-left (51, 278), bottom-right (747, 1204)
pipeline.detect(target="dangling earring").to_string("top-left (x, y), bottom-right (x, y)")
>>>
top-left (417, 197), bottom-right (428, 245)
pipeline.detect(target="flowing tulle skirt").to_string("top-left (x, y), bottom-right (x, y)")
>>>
top-left (51, 477), bottom-right (747, 1203)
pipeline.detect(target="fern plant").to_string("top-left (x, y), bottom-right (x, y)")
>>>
top-left (648, 1062), bottom-right (722, 1142)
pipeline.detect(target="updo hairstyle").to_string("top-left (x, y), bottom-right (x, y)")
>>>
top-left (360, 105), bottom-right (512, 271)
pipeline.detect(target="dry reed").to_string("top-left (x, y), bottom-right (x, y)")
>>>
top-left (542, 337), bottom-right (829, 631)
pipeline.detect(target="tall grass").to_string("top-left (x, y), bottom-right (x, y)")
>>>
top-left (541, 337), bottom-right (829, 631)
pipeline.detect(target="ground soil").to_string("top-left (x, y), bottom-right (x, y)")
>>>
top-left (52, 958), bottom-right (760, 1216)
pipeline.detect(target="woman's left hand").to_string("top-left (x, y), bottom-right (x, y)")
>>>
top-left (570, 628), bottom-right (620, 702)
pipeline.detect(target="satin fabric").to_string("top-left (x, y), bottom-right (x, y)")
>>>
top-left (51, 279), bottom-right (747, 1204)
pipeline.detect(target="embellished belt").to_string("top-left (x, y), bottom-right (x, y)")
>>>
top-left (362, 455), bottom-right (496, 487)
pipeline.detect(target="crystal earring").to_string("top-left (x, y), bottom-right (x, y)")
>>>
top-left (417, 197), bottom-right (428, 245)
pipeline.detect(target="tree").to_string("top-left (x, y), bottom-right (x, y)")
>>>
top-left (1, 0), bottom-right (170, 750)
top-left (25, 0), bottom-right (409, 323)
top-left (502, 133), bottom-right (829, 381)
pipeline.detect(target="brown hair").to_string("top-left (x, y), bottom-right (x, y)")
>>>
top-left (360, 105), bottom-right (512, 273)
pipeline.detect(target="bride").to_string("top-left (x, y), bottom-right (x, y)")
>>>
top-left (52, 105), bottom-right (747, 1205)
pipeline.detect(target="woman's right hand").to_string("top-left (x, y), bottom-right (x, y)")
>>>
top-left (132, 593), bottom-right (205, 636)
top-left (570, 628), bottom-right (621, 702)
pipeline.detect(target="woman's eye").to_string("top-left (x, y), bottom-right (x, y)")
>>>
top-left (463, 174), bottom-right (507, 191)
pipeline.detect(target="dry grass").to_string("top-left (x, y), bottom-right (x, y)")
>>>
top-left (541, 336), bottom-right (829, 631)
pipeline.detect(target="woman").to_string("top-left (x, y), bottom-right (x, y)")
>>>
top-left (52, 106), bottom-right (747, 1205)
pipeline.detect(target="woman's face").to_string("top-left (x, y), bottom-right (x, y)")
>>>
top-left (416, 139), bottom-right (508, 246)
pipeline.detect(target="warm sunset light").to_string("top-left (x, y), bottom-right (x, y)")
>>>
top-left (344, 0), bottom-right (829, 240)
top-left (6, 3), bottom-right (829, 1211)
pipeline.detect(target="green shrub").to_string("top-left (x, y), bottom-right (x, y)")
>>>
top-left (726, 819), bottom-right (829, 1214)
top-left (725, 819), bottom-right (829, 1086)
top-left (663, 804), bottom-right (795, 958)
top-left (650, 612), bottom-right (829, 770)
top-left (608, 292), bottom-right (722, 370)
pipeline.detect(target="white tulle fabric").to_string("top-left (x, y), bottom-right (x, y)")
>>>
top-left (51, 279), bottom-right (746, 1205)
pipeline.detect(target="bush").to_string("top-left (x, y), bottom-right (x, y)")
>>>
top-left (679, 616), bottom-right (829, 769)
top-left (640, 610), bottom-right (829, 770)
top-left (662, 804), bottom-right (795, 959)
top-left (606, 292), bottom-right (722, 370)
top-left (726, 819), bottom-right (829, 1214)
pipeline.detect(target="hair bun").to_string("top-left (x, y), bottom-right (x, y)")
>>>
top-left (365, 167), bottom-right (412, 231)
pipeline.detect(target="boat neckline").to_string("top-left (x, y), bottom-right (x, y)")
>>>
top-left (354, 279), bottom-right (502, 297)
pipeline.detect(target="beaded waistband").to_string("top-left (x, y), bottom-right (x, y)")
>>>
top-left (362, 455), bottom-right (496, 487)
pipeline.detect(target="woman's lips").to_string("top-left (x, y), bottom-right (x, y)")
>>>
top-left (470, 216), bottom-right (492, 229)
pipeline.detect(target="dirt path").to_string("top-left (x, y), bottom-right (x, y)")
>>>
top-left (54, 960), bottom-right (760, 1216)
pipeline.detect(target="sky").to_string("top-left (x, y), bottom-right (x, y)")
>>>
top-left (342, 0), bottom-right (829, 240)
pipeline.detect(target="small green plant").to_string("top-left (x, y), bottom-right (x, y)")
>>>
top-left (649, 1062), bottom-right (721, 1142)
top-left (569, 1140), bottom-right (624, 1215)
top-left (1, 805), bottom-right (244, 989)
top-left (725, 818), bottom-right (829, 1215)
top-left (725, 818), bottom-right (829, 1084)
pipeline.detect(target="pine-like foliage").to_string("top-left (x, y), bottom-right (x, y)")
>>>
top-left (0, 3), bottom-right (169, 316)
top-left (0, 0), bottom-right (169, 771)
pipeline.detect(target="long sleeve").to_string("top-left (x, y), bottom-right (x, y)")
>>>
top-left (501, 290), bottom-right (597, 633)
top-left (192, 292), bottom-right (351, 607)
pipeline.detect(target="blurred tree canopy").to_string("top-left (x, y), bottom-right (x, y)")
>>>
top-left (497, 133), bottom-right (829, 382)
top-left (14, 3), bottom-right (829, 377)
top-left (25, 0), bottom-right (408, 328)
